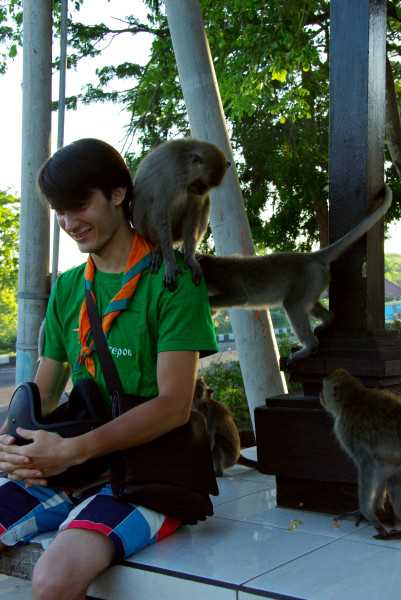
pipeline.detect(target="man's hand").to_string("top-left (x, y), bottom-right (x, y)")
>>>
top-left (0, 428), bottom-right (75, 486)
top-left (0, 432), bottom-right (45, 485)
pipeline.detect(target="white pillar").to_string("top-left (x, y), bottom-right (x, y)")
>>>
top-left (164, 0), bottom-right (287, 430)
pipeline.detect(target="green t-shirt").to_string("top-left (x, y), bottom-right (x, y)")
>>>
top-left (43, 253), bottom-right (218, 404)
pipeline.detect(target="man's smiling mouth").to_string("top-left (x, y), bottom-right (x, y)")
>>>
top-left (72, 228), bottom-right (92, 241)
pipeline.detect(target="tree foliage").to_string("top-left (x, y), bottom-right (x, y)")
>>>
top-left (0, 190), bottom-right (19, 351)
top-left (1, 0), bottom-right (401, 251)
top-left (385, 253), bottom-right (401, 285)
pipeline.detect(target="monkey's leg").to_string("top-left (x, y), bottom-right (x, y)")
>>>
top-left (152, 206), bottom-right (181, 291)
top-left (387, 471), bottom-right (401, 524)
top-left (283, 301), bottom-right (319, 365)
top-left (375, 470), bottom-right (401, 539)
top-left (310, 301), bottom-right (334, 333)
top-left (150, 247), bottom-right (163, 273)
top-left (181, 204), bottom-right (205, 285)
top-left (212, 445), bottom-right (225, 477)
top-left (358, 460), bottom-right (390, 537)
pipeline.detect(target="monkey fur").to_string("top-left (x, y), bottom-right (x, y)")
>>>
top-left (321, 368), bottom-right (401, 538)
top-left (193, 377), bottom-right (241, 476)
top-left (132, 138), bottom-right (230, 291)
top-left (199, 185), bottom-right (392, 366)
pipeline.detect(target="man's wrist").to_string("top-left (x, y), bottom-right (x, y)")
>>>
top-left (63, 435), bottom-right (92, 466)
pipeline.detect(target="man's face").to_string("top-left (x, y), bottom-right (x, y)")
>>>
top-left (55, 188), bottom-right (126, 255)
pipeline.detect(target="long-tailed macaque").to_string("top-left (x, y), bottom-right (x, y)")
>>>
top-left (199, 185), bottom-right (392, 365)
top-left (132, 138), bottom-right (230, 291)
top-left (321, 368), bottom-right (401, 538)
top-left (193, 377), bottom-right (241, 476)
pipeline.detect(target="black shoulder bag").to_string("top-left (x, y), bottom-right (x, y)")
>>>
top-left (85, 289), bottom-right (219, 524)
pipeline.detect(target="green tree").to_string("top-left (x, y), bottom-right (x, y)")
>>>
top-left (0, 191), bottom-right (19, 352)
top-left (2, 0), bottom-right (401, 249)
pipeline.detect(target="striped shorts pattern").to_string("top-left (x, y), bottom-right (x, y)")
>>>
top-left (0, 478), bottom-right (181, 561)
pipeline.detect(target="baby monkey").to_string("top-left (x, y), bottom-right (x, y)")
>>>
top-left (321, 368), bottom-right (401, 539)
top-left (132, 138), bottom-right (230, 291)
top-left (200, 185), bottom-right (392, 366)
top-left (193, 377), bottom-right (241, 476)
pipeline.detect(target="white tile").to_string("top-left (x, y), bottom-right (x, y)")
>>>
top-left (129, 517), bottom-right (334, 586)
top-left (227, 466), bottom-right (275, 485)
top-left (239, 446), bottom-right (257, 462)
top-left (0, 576), bottom-right (32, 600)
top-left (213, 474), bottom-right (276, 507)
top-left (244, 538), bottom-right (401, 600)
top-left (215, 496), bottom-right (366, 538)
top-left (215, 488), bottom-right (277, 519)
top-left (89, 565), bottom-right (236, 600)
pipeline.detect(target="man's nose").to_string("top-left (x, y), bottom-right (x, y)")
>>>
top-left (58, 212), bottom-right (76, 231)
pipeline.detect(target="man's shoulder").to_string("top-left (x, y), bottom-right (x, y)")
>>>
top-left (54, 263), bottom-right (86, 294)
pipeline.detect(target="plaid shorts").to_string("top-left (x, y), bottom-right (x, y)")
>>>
top-left (0, 477), bottom-right (181, 561)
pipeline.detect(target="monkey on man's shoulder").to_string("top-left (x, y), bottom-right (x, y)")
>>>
top-left (193, 377), bottom-right (241, 476)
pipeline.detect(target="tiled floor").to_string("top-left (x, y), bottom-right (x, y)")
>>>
top-left (3, 461), bottom-right (401, 599)
top-left (88, 461), bottom-right (401, 600)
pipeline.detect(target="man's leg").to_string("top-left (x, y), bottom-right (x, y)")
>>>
top-left (32, 528), bottom-right (115, 600)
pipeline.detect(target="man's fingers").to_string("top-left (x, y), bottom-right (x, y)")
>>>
top-left (0, 452), bottom-right (30, 466)
top-left (0, 435), bottom-right (15, 446)
top-left (7, 469), bottom-right (43, 481)
top-left (25, 478), bottom-right (48, 487)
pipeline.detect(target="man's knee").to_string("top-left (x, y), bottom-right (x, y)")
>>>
top-left (32, 561), bottom-right (68, 600)
top-left (32, 529), bottom-right (115, 600)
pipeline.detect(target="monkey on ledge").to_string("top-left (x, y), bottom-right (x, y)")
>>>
top-left (321, 369), bottom-right (401, 539)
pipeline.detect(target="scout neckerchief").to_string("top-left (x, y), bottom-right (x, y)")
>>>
top-left (77, 232), bottom-right (152, 377)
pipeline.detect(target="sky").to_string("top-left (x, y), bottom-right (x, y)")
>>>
top-left (0, 0), bottom-right (152, 271)
top-left (0, 0), bottom-right (400, 274)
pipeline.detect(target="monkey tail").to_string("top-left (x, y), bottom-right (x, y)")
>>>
top-left (316, 184), bottom-right (392, 265)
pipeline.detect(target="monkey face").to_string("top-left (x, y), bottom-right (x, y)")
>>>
top-left (188, 143), bottom-right (230, 190)
top-left (321, 369), bottom-right (355, 415)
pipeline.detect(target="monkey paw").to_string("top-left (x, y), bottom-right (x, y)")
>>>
top-left (185, 257), bottom-right (203, 286)
top-left (163, 265), bottom-right (182, 292)
top-left (374, 528), bottom-right (401, 540)
top-left (150, 249), bottom-right (163, 273)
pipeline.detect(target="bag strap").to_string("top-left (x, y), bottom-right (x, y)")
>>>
top-left (85, 288), bottom-right (123, 417)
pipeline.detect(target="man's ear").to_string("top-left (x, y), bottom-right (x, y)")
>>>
top-left (111, 187), bottom-right (127, 206)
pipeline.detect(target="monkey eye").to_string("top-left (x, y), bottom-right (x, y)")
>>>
top-left (191, 153), bottom-right (203, 164)
top-left (226, 161), bottom-right (231, 168)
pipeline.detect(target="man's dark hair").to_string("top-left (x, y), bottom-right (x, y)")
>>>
top-left (37, 138), bottom-right (133, 223)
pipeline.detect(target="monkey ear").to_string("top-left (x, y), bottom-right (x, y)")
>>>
top-left (190, 152), bottom-right (203, 164)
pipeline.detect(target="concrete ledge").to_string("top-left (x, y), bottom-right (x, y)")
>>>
top-left (0, 544), bottom-right (43, 581)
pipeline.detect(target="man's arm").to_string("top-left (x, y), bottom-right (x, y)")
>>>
top-left (3, 351), bottom-right (199, 479)
top-left (0, 357), bottom-right (70, 481)
top-left (35, 356), bottom-right (71, 414)
top-left (78, 349), bottom-right (199, 455)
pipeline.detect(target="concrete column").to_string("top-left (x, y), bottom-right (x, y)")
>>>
top-left (16, 0), bottom-right (52, 383)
